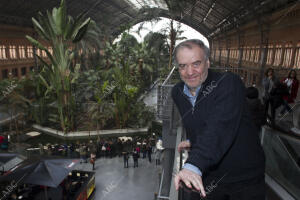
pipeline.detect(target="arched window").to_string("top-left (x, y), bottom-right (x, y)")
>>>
top-left (254, 46), bottom-right (260, 63)
top-left (0, 45), bottom-right (7, 59)
top-left (242, 47), bottom-right (247, 61)
top-left (36, 49), bottom-right (41, 56)
top-left (228, 48), bottom-right (237, 60)
top-left (9, 45), bottom-right (17, 59)
top-left (273, 44), bottom-right (282, 66)
top-left (42, 50), bottom-right (47, 57)
top-left (250, 47), bottom-right (255, 62)
top-left (245, 47), bottom-right (250, 61)
top-left (229, 48), bottom-right (235, 59)
top-left (19, 46), bottom-right (26, 58)
top-left (293, 43), bottom-right (300, 69)
top-left (282, 43), bottom-right (293, 68)
top-left (266, 44), bottom-right (274, 65)
top-left (27, 46), bottom-right (33, 58)
top-left (47, 47), bottom-right (53, 55)
top-left (235, 49), bottom-right (240, 59)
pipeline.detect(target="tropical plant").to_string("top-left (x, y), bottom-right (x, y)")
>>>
top-left (26, 0), bottom-right (92, 132)
top-left (111, 62), bottom-right (138, 128)
top-left (87, 80), bottom-right (114, 131)
top-left (164, 19), bottom-right (186, 69)
top-left (143, 31), bottom-right (169, 80)
top-left (0, 78), bottom-right (31, 142)
top-left (74, 20), bottom-right (102, 70)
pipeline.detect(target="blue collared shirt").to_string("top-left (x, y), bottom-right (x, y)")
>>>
top-left (182, 84), bottom-right (202, 176)
top-left (183, 84), bottom-right (201, 107)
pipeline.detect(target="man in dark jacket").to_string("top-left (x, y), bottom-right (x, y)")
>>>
top-left (132, 149), bottom-right (139, 168)
top-left (172, 39), bottom-right (265, 200)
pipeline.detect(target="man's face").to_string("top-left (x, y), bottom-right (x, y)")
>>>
top-left (176, 45), bottom-right (210, 90)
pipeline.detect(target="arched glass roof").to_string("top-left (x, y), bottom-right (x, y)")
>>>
top-left (0, 0), bottom-right (298, 39)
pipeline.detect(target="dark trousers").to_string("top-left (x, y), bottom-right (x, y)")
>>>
top-left (148, 153), bottom-right (152, 163)
top-left (124, 159), bottom-right (128, 168)
top-left (280, 100), bottom-right (292, 114)
top-left (183, 176), bottom-right (265, 200)
top-left (133, 159), bottom-right (138, 168)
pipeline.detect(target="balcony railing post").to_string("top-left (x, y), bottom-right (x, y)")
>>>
top-left (154, 192), bottom-right (158, 200)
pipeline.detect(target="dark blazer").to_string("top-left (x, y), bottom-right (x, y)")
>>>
top-left (171, 69), bottom-right (265, 184)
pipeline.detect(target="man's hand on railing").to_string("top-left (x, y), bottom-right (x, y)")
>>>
top-left (177, 140), bottom-right (191, 152)
top-left (174, 168), bottom-right (206, 198)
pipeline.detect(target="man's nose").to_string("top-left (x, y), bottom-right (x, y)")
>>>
top-left (186, 65), bottom-right (194, 75)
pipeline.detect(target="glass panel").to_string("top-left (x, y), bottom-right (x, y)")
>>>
top-left (263, 129), bottom-right (300, 199)
top-left (125, 0), bottom-right (168, 10)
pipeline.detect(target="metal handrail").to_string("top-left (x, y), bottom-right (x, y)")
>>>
top-left (162, 66), bottom-right (176, 86)
top-left (156, 127), bottom-right (185, 200)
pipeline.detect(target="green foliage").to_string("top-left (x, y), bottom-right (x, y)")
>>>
top-left (111, 62), bottom-right (138, 128)
top-left (26, 0), bottom-right (91, 133)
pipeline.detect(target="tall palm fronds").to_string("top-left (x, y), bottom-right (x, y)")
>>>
top-left (26, 0), bottom-right (93, 133)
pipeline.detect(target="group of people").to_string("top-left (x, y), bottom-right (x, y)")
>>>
top-left (122, 138), bottom-right (164, 168)
top-left (38, 135), bottom-right (159, 170)
top-left (262, 68), bottom-right (299, 125)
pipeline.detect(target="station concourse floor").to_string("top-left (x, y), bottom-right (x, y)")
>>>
top-left (74, 156), bottom-right (160, 200)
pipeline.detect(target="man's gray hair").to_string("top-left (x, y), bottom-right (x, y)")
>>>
top-left (173, 39), bottom-right (210, 66)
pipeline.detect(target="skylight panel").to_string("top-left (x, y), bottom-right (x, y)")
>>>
top-left (125, 0), bottom-right (168, 10)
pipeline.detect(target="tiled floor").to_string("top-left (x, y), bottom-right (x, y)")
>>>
top-left (74, 156), bottom-right (161, 200)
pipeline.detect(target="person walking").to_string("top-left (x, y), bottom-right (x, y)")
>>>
top-left (147, 144), bottom-right (152, 163)
top-left (279, 69), bottom-right (299, 116)
top-left (89, 141), bottom-right (97, 170)
top-left (123, 152), bottom-right (129, 168)
top-left (132, 149), bottom-right (139, 168)
top-left (270, 80), bottom-right (289, 123)
top-left (155, 138), bottom-right (164, 166)
top-left (90, 152), bottom-right (96, 170)
top-left (262, 68), bottom-right (277, 119)
top-left (142, 142), bottom-right (147, 159)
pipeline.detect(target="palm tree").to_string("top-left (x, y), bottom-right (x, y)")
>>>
top-left (74, 20), bottom-right (102, 70)
top-left (143, 31), bottom-right (169, 80)
top-left (26, 0), bottom-right (93, 133)
top-left (111, 62), bottom-right (138, 128)
top-left (165, 19), bottom-right (186, 69)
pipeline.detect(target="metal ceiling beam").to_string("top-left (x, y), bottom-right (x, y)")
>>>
top-left (178, 17), bottom-right (210, 37)
top-left (109, 0), bottom-right (135, 19)
top-left (208, 0), bottom-right (264, 38)
top-left (202, 0), bottom-right (217, 23)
